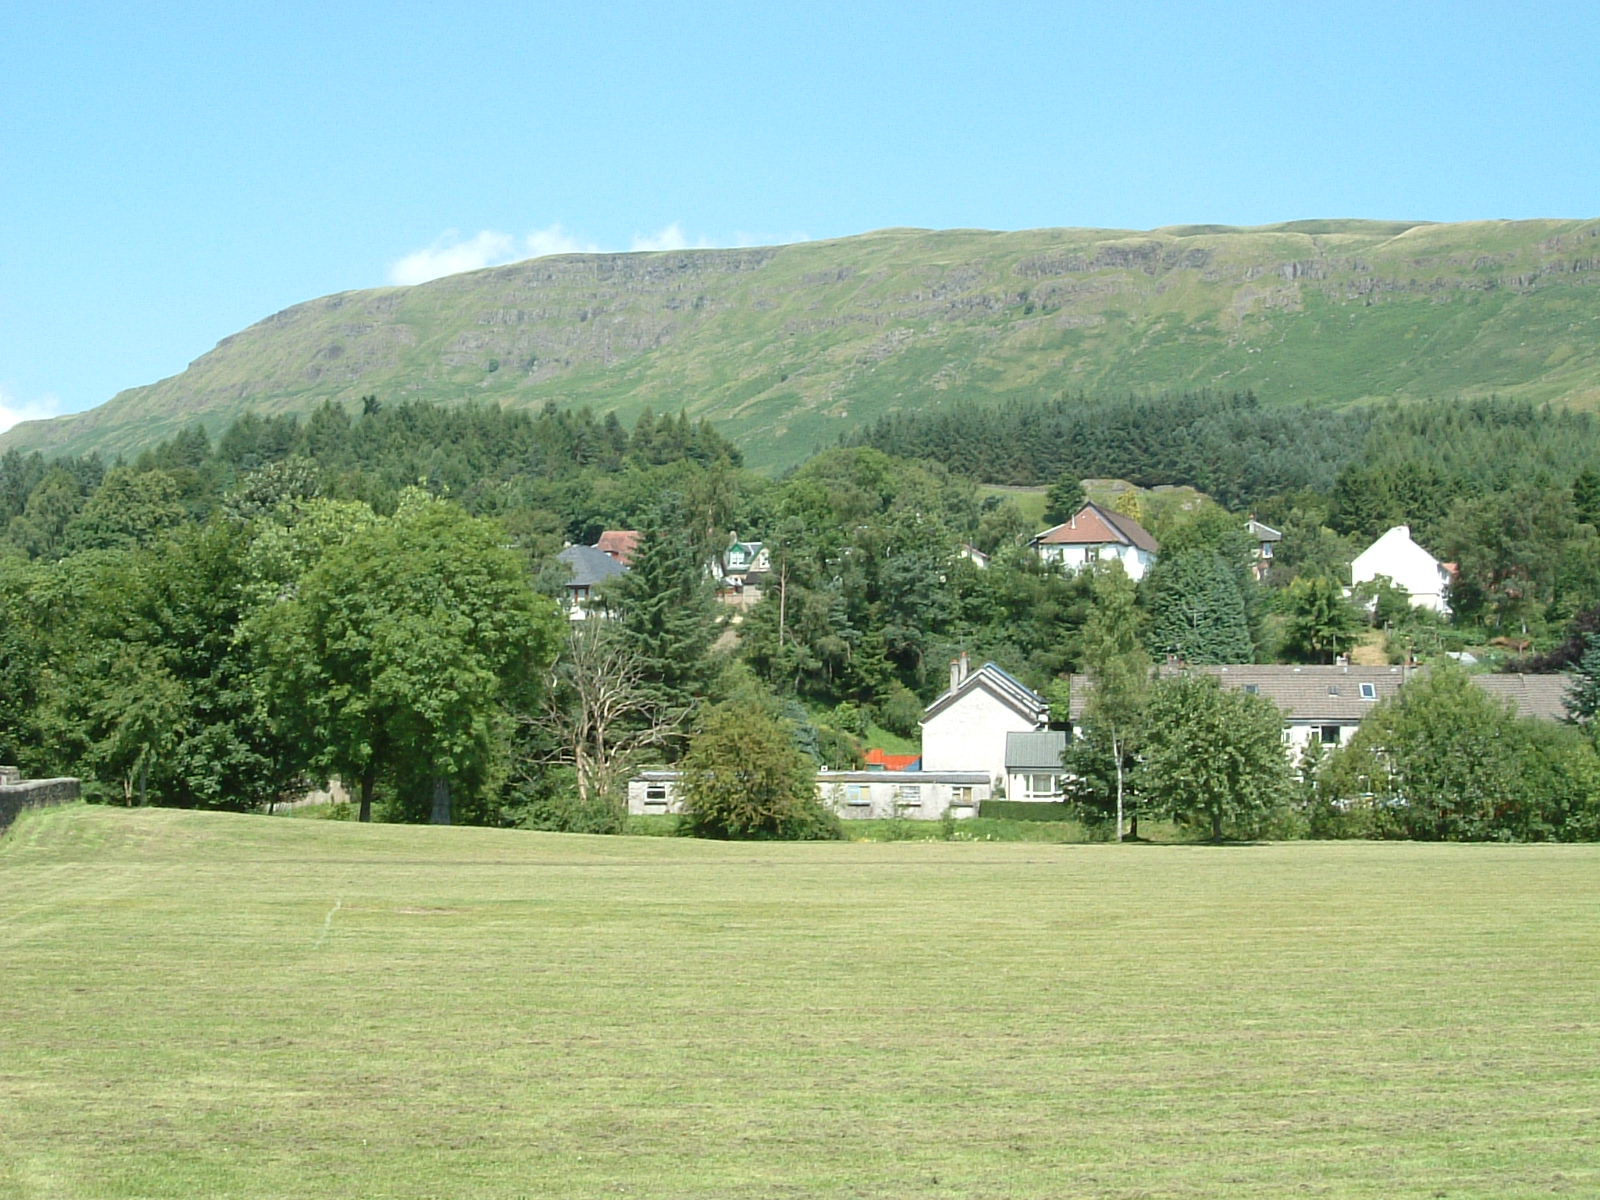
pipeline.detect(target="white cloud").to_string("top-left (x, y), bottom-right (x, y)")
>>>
top-left (0, 385), bottom-right (62, 436)
top-left (387, 223), bottom-right (817, 285)
top-left (387, 225), bottom-right (600, 285)
top-left (629, 222), bottom-right (711, 253)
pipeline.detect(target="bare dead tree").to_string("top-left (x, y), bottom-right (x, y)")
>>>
top-left (528, 619), bottom-right (693, 813)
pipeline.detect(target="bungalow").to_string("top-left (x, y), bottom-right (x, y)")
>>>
top-left (626, 769), bottom-right (988, 820)
top-left (1470, 673), bottom-right (1575, 722)
top-left (1029, 502), bottom-right (1159, 581)
top-left (1351, 525), bottom-right (1453, 615)
top-left (1069, 664), bottom-right (1575, 755)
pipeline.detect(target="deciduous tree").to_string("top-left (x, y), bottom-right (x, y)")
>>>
top-left (1134, 673), bottom-right (1293, 840)
top-left (677, 701), bottom-right (841, 840)
top-left (1065, 561), bottom-right (1149, 839)
top-left (253, 497), bottom-right (562, 823)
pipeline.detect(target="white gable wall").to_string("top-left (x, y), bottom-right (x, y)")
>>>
top-left (1351, 525), bottom-right (1451, 614)
top-left (921, 684), bottom-right (1039, 789)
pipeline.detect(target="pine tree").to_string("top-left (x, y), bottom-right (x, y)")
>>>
top-left (1142, 550), bottom-right (1252, 664)
top-left (613, 500), bottom-right (721, 743)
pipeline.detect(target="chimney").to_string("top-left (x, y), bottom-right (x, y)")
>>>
top-left (950, 651), bottom-right (970, 692)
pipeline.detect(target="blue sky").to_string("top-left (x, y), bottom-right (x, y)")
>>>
top-left (3, 0), bottom-right (1596, 434)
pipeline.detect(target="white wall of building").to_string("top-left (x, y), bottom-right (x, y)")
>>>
top-left (1351, 525), bottom-right (1452, 614)
top-left (1035, 542), bottom-right (1154, 581)
top-left (626, 771), bottom-right (989, 820)
top-left (921, 686), bottom-right (1034, 788)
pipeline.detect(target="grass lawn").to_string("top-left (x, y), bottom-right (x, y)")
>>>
top-left (4, 805), bottom-right (1598, 1199)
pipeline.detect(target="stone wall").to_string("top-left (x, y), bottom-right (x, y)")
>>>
top-left (0, 768), bottom-right (82, 834)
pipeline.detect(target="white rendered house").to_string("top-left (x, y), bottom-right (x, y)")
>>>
top-left (1351, 525), bottom-right (1453, 615)
top-left (1029, 502), bottom-right (1159, 581)
top-left (920, 654), bottom-right (1050, 792)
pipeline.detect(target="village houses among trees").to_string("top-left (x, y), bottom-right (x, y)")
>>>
top-left (4, 393), bottom-right (1600, 843)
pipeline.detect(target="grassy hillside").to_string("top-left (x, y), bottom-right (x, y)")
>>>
top-left (4, 805), bottom-right (1598, 1198)
top-left (6, 218), bottom-right (1600, 468)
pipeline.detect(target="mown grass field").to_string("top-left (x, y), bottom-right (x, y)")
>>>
top-left (3, 805), bottom-right (1598, 1199)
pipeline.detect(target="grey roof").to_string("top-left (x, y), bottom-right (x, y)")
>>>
top-left (922, 662), bottom-right (1049, 726)
top-left (1005, 731), bottom-right (1068, 772)
top-left (1246, 519), bottom-right (1282, 542)
top-left (1068, 664), bottom-right (1407, 723)
top-left (1470, 674), bottom-right (1574, 722)
top-left (557, 544), bottom-right (627, 589)
top-left (1070, 664), bottom-right (1580, 726)
top-left (817, 770), bottom-right (991, 784)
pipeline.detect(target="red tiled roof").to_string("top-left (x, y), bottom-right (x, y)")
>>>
top-left (1032, 502), bottom-right (1159, 553)
top-left (596, 530), bottom-right (641, 565)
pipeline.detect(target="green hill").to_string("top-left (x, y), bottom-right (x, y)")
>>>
top-left (7, 218), bottom-right (1600, 468)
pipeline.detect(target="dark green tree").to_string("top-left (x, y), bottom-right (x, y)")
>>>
top-left (1566, 635), bottom-right (1600, 729)
top-left (253, 496), bottom-right (563, 822)
top-left (612, 501), bottom-right (722, 735)
top-left (1142, 550), bottom-right (1253, 664)
top-left (1042, 472), bottom-right (1086, 526)
top-left (1280, 576), bottom-right (1364, 664)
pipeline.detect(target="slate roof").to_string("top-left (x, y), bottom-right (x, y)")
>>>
top-left (1067, 664), bottom-right (1407, 723)
top-left (1031, 502), bottom-right (1159, 553)
top-left (557, 544), bottom-right (627, 589)
top-left (1005, 731), bottom-right (1068, 772)
top-left (1070, 665), bottom-right (1579, 727)
top-left (1470, 673), bottom-right (1574, 722)
top-left (1245, 519), bottom-right (1282, 542)
top-left (922, 661), bottom-right (1049, 726)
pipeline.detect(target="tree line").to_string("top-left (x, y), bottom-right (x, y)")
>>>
top-left (5, 391), bottom-right (1600, 839)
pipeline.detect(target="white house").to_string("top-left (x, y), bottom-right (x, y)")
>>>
top-left (1029, 502), bottom-right (1159, 581)
top-left (920, 654), bottom-right (1050, 792)
top-left (1351, 525), bottom-right (1454, 615)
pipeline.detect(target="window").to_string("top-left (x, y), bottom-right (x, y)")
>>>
top-left (1328, 685), bottom-right (1341, 697)
top-left (644, 783), bottom-right (669, 807)
top-left (1243, 683), bottom-right (1260, 695)
top-left (950, 785), bottom-right (975, 807)
top-left (1360, 682), bottom-right (1378, 700)
top-left (1317, 725), bottom-right (1342, 746)
top-left (844, 784), bottom-right (870, 807)
top-left (1022, 773), bottom-right (1062, 800)
top-left (893, 784), bottom-right (922, 809)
